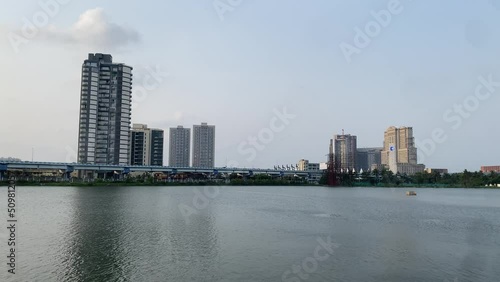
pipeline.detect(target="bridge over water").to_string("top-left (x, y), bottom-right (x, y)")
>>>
top-left (0, 161), bottom-right (323, 180)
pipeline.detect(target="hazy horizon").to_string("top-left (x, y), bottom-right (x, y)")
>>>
top-left (1, 0), bottom-right (500, 172)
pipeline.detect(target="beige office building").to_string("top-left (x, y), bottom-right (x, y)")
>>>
top-left (425, 168), bottom-right (449, 174)
top-left (381, 126), bottom-right (417, 165)
top-left (381, 126), bottom-right (424, 175)
top-left (297, 159), bottom-right (320, 171)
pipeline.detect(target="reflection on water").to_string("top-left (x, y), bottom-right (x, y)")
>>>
top-left (460, 219), bottom-right (496, 281)
top-left (57, 187), bottom-right (220, 281)
top-left (60, 187), bottom-right (132, 281)
top-left (0, 186), bottom-right (498, 281)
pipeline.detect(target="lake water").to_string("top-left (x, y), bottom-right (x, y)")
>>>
top-left (0, 186), bottom-right (499, 281)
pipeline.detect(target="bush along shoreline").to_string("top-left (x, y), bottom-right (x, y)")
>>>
top-left (318, 169), bottom-right (500, 189)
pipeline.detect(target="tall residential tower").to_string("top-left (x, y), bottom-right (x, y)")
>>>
top-left (77, 53), bottom-right (133, 165)
top-left (333, 132), bottom-right (357, 171)
top-left (192, 123), bottom-right (215, 168)
top-left (130, 124), bottom-right (164, 166)
top-left (169, 126), bottom-right (191, 167)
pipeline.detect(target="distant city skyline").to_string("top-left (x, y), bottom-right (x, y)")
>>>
top-left (1, 1), bottom-right (500, 172)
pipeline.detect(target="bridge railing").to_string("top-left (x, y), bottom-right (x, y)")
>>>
top-left (0, 161), bottom-right (324, 175)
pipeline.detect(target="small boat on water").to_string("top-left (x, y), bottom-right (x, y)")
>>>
top-left (406, 191), bottom-right (417, 196)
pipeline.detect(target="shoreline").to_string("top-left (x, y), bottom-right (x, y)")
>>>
top-left (1, 181), bottom-right (499, 189)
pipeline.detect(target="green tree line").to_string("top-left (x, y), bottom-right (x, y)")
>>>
top-left (320, 169), bottom-right (500, 188)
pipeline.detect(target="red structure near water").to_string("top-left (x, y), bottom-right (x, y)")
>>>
top-left (327, 139), bottom-right (339, 186)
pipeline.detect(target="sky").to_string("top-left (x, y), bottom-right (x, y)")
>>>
top-left (1, 0), bottom-right (500, 172)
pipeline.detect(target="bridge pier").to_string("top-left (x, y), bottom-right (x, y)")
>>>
top-left (63, 171), bottom-right (72, 180)
top-left (64, 166), bottom-right (74, 181)
top-left (78, 170), bottom-right (96, 181)
top-left (0, 164), bottom-right (7, 181)
top-left (118, 168), bottom-right (129, 181)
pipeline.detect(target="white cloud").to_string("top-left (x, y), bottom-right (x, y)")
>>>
top-left (42, 7), bottom-right (140, 50)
